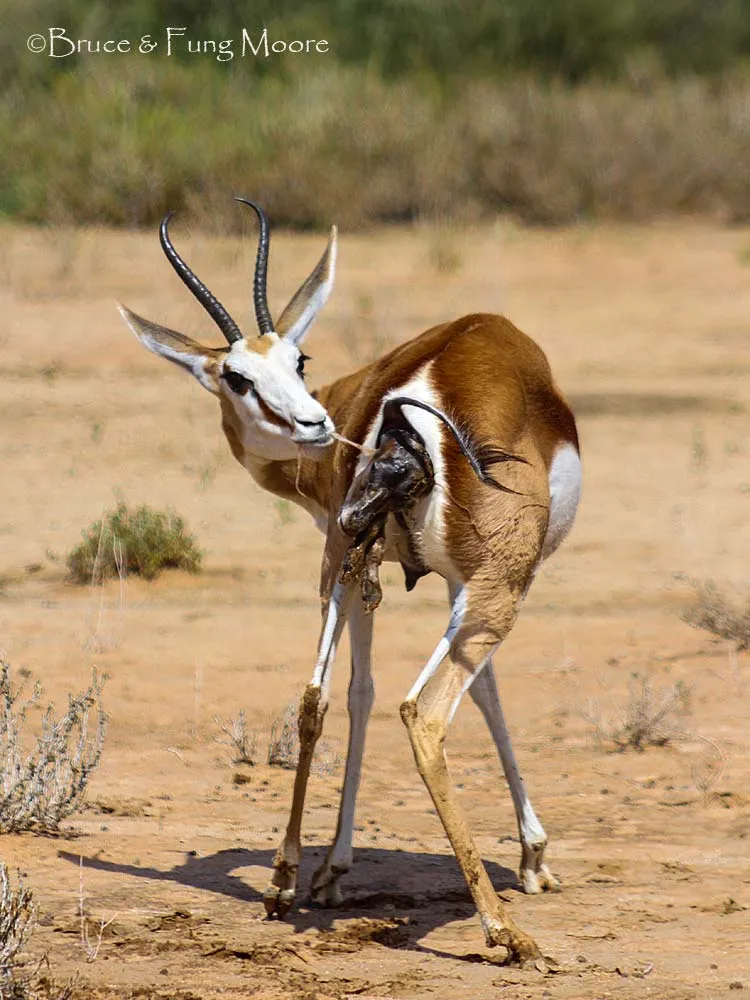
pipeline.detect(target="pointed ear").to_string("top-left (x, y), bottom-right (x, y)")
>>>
top-left (118, 304), bottom-right (227, 394)
top-left (276, 226), bottom-right (337, 346)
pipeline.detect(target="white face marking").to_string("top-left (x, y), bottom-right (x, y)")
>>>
top-left (542, 442), bottom-right (581, 560)
top-left (221, 333), bottom-right (334, 461)
top-left (356, 362), bottom-right (460, 581)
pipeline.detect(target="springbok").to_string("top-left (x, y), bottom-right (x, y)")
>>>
top-left (120, 200), bottom-right (581, 963)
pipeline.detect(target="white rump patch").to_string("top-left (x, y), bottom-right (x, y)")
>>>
top-left (542, 442), bottom-right (581, 560)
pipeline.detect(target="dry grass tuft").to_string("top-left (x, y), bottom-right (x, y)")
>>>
top-left (580, 672), bottom-right (691, 752)
top-left (691, 738), bottom-right (728, 805)
top-left (424, 222), bottom-right (465, 275)
top-left (681, 580), bottom-right (750, 650)
top-left (0, 661), bottom-right (107, 834)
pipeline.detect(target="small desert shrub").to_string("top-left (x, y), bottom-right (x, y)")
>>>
top-left (0, 661), bottom-right (107, 834)
top-left (0, 864), bottom-right (34, 995)
top-left (267, 702), bottom-right (340, 775)
top-left (580, 672), bottom-right (691, 752)
top-left (215, 710), bottom-right (257, 766)
top-left (66, 501), bottom-right (202, 584)
top-left (267, 703), bottom-right (299, 771)
top-left (0, 864), bottom-right (72, 999)
top-left (681, 580), bottom-right (750, 651)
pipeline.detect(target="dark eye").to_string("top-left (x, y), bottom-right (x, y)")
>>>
top-left (297, 353), bottom-right (311, 378)
top-left (221, 370), bottom-right (254, 396)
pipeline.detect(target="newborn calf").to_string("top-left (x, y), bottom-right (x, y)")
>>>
top-left (338, 404), bottom-right (434, 611)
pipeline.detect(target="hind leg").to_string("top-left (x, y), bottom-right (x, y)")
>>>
top-left (399, 583), bottom-right (540, 963)
top-left (469, 662), bottom-right (559, 893)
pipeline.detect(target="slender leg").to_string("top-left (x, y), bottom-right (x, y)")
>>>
top-left (469, 663), bottom-right (559, 893)
top-left (399, 585), bottom-right (540, 963)
top-left (310, 597), bottom-right (374, 905)
top-left (264, 582), bottom-right (352, 918)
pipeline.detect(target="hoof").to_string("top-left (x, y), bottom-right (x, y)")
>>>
top-left (263, 885), bottom-right (296, 918)
top-left (521, 865), bottom-right (561, 895)
top-left (310, 863), bottom-right (347, 908)
top-left (263, 885), bottom-right (280, 917)
top-left (310, 880), bottom-right (345, 907)
top-left (483, 918), bottom-right (541, 965)
top-left (507, 933), bottom-right (542, 965)
top-left (520, 839), bottom-right (560, 895)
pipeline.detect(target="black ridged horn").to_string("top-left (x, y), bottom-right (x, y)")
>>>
top-left (234, 197), bottom-right (274, 336)
top-left (159, 212), bottom-right (243, 345)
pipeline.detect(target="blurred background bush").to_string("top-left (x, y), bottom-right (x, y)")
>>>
top-left (2, 0), bottom-right (750, 227)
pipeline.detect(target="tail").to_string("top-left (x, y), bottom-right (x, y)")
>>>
top-left (381, 396), bottom-right (528, 495)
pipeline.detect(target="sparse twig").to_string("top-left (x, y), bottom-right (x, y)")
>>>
top-left (83, 522), bottom-right (127, 653)
top-left (78, 857), bottom-right (116, 964)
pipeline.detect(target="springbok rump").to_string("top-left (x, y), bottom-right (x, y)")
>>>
top-left (120, 199), bottom-right (581, 963)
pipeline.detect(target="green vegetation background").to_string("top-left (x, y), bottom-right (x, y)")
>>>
top-left (2, 0), bottom-right (750, 227)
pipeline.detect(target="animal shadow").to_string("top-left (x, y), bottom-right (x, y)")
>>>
top-left (59, 843), bottom-right (523, 958)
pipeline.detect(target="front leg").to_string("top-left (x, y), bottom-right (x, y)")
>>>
top-left (311, 597), bottom-right (374, 905)
top-left (264, 581), bottom-right (352, 918)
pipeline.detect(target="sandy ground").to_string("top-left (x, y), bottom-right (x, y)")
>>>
top-left (1, 219), bottom-right (749, 999)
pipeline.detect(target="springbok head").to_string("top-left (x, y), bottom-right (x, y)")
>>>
top-left (119, 199), bottom-right (337, 461)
